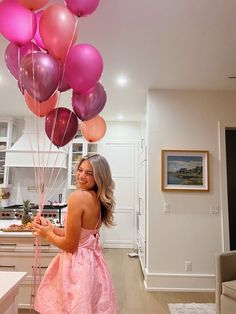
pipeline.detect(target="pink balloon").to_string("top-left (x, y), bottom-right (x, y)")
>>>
top-left (24, 90), bottom-right (58, 117)
top-left (80, 115), bottom-right (106, 142)
top-left (0, 0), bottom-right (36, 45)
top-left (20, 52), bottom-right (61, 102)
top-left (72, 82), bottom-right (106, 121)
top-left (17, 0), bottom-right (49, 11)
top-left (39, 5), bottom-right (78, 62)
top-left (34, 11), bottom-right (46, 50)
top-left (45, 107), bottom-right (78, 147)
top-left (5, 41), bottom-right (40, 80)
top-left (65, 0), bottom-right (100, 17)
top-left (65, 44), bottom-right (103, 93)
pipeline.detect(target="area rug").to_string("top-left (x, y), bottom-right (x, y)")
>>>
top-left (168, 303), bottom-right (215, 314)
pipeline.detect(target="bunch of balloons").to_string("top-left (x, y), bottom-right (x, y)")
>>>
top-left (0, 0), bottom-right (107, 147)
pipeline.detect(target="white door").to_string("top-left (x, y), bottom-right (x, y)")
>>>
top-left (101, 141), bottom-right (138, 248)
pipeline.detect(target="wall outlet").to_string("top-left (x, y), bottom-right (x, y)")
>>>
top-left (210, 205), bottom-right (220, 214)
top-left (163, 202), bottom-right (170, 213)
top-left (185, 261), bottom-right (192, 272)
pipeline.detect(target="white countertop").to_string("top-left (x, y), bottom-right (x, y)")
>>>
top-left (0, 271), bottom-right (27, 302)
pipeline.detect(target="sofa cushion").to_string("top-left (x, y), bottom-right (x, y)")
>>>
top-left (222, 280), bottom-right (236, 300)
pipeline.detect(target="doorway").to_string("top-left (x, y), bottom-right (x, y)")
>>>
top-left (225, 129), bottom-right (236, 250)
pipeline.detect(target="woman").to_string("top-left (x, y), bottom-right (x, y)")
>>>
top-left (33, 154), bottom-right (119, 314)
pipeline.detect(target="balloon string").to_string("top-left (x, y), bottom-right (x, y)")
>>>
top-left (30, 14), bottom-right (79, 311)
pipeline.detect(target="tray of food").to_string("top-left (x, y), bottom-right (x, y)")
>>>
top-left (0, 222), bottom-right (33, 232)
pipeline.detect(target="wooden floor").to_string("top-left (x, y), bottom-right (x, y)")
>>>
top-left (19, 248), bottom-right (215, 314)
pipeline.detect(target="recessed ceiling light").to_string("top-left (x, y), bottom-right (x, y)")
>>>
top-left (117, 114), bottom-right (124, 120)
top-left (116, 75), bottom-right (128, 87)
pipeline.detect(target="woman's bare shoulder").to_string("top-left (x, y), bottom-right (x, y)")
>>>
top-left (69, 189), bottom-right (95, 204)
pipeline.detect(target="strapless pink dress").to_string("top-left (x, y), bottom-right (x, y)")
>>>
top-left (34, 224), bottom-right (119, 314)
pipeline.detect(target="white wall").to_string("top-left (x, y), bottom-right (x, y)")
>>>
top-left (146, 89), bottom-right (236, 291)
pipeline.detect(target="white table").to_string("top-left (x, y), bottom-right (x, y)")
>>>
top-left (0, 271), bottom-right (27, 314)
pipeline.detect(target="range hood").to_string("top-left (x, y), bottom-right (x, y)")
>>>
top-left (5, 117), bottom-right (68, 168)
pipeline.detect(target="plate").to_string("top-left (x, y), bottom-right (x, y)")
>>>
top-left (0, 228), bottom-right (33, 232)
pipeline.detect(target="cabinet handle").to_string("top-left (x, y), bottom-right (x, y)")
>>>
top-left (0, 243), bottom-right (16, 246)
top-left (138, 197), bottom-right (141, 215)
top-left (33, 244), bottom-right (50, 247)
top-left (32, 266), bottom-right (48, 269)
top-left (0, 265), bottom-right (15, 268)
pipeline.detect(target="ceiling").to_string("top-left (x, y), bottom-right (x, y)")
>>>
top-left (1, 0), bottom-right (236, 121)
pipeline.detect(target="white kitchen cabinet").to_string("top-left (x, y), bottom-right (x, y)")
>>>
top-left (0, 119), bottom-right (14, 187)
top-left (0, 234), bottom-right (58, 309)
top-left (67, 135), bottom-right (99, 189)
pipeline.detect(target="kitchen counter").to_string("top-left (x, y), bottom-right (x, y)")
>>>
top-left (0, 271), bottom-right (27, 313)
top-left (0, 231), bottom-right (34, 237)
top-left (0, 220), bottom-right (34, 237)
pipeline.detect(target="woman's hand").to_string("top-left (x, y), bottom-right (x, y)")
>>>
top-left (33, 219), bottom-right (54, 241)
top-left (33, 215), bottom-right (49, 226)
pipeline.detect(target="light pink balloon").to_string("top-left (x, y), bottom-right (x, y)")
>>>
top-left (65, 0), bottom-right (100, 17)
top-left (34, 11), bottom-right (46, 50)
top-left (39, 5), bottom-right (78, 62)
top-left (65, 44), bottom-right (103, 93)
top-left (0, 0), bottom-right (36, 45)
top-left (80, 115), bottom-right (106, 142)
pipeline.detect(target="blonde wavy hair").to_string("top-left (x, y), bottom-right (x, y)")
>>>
top-left (75, 154), bottom-right (115, 227)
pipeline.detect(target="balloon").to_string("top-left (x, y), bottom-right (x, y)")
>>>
top-left (4, 43), bottom-right (19, 80)
top-left (65, 0), bottom-right (100, 17)
top-left (72, 82), bottom-right (106, 121)
top-left (45, 107), bottom-right (78, 147)
top-left (24, 91), bottom-right (58, 117)
top-left (39, 5), bottom-right (78, 62)
top-left (58, 65), bottom-right (71, 92)
top-left (20, 52), bottom-right (61, 102)
top-left (34, 11), bottom-right (46, 50)
top-left (5, 41), bottom-right (41, 80)
top-left (17, 0), bottom-right (49, 11)
top-left (0, 0), bottom-right (36, 45)
top-left (65, 44), bottom-right (103, 93)
top-left (80, 115), bottom-right (106, 142)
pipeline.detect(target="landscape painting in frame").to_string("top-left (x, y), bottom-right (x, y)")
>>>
top-left (161, 150), bottom-right (209, 191)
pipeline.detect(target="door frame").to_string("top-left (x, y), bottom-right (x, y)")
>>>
top-left (218, 120), bottom-right (236, 251)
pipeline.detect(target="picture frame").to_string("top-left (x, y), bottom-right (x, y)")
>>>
top-left (161, 150), bottom-right (209, 191)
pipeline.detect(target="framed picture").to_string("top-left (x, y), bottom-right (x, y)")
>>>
top-left (161, 150), bottom-right (209, 191)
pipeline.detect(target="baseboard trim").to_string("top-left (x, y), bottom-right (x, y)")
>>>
top-left (142, 269), bottom-right (215, 292)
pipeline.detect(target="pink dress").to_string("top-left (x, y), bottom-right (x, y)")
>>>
top-left (34, 218), bottom-right (119, 314)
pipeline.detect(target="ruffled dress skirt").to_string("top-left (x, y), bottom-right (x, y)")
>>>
top-left (34, 228), bottom-right (119, 314)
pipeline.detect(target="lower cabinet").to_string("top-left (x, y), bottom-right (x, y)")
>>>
top-left (0, 235), bottom-right (59, 309)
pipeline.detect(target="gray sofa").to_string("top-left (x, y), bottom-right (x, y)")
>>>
top-left (216, 250), bottom-right (236, 314)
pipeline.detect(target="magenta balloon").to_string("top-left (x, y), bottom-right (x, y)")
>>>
top-left (65, 0), bottom-right (100, 17)
top-left (20, 42), bottom-right (41, 60)
top-left (5, 41), bottom-right (40, 80)
top-left (58, 65), bottom-right (71, 92)
top-left (0, 0), bottom-right (36, 45)
top-left (4, 43), bottom-right (19, 80)
top-left (34, 11), bottom-right (46, 50)
top-left (45, 107), bottom-right (78, 147)
top-left (65, 44), bottom-right (103, 93)
top-left (72, 82), bottom-right (106, 121)
top-left (20, 52), bottom-right (60, 102)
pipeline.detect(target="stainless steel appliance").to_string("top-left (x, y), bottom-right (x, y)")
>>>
top-left (0, 204), bottom-right (67, 224)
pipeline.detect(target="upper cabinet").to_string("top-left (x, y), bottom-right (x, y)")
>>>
top-left (0, 119), bottom-right (14, 187)
top-left (67, 136), bottom-right (99, 189)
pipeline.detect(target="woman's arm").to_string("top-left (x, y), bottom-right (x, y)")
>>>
top-left (52, 225), bottom-right (65, 236)
top-left (33, 191), bottom-right (84, 253)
